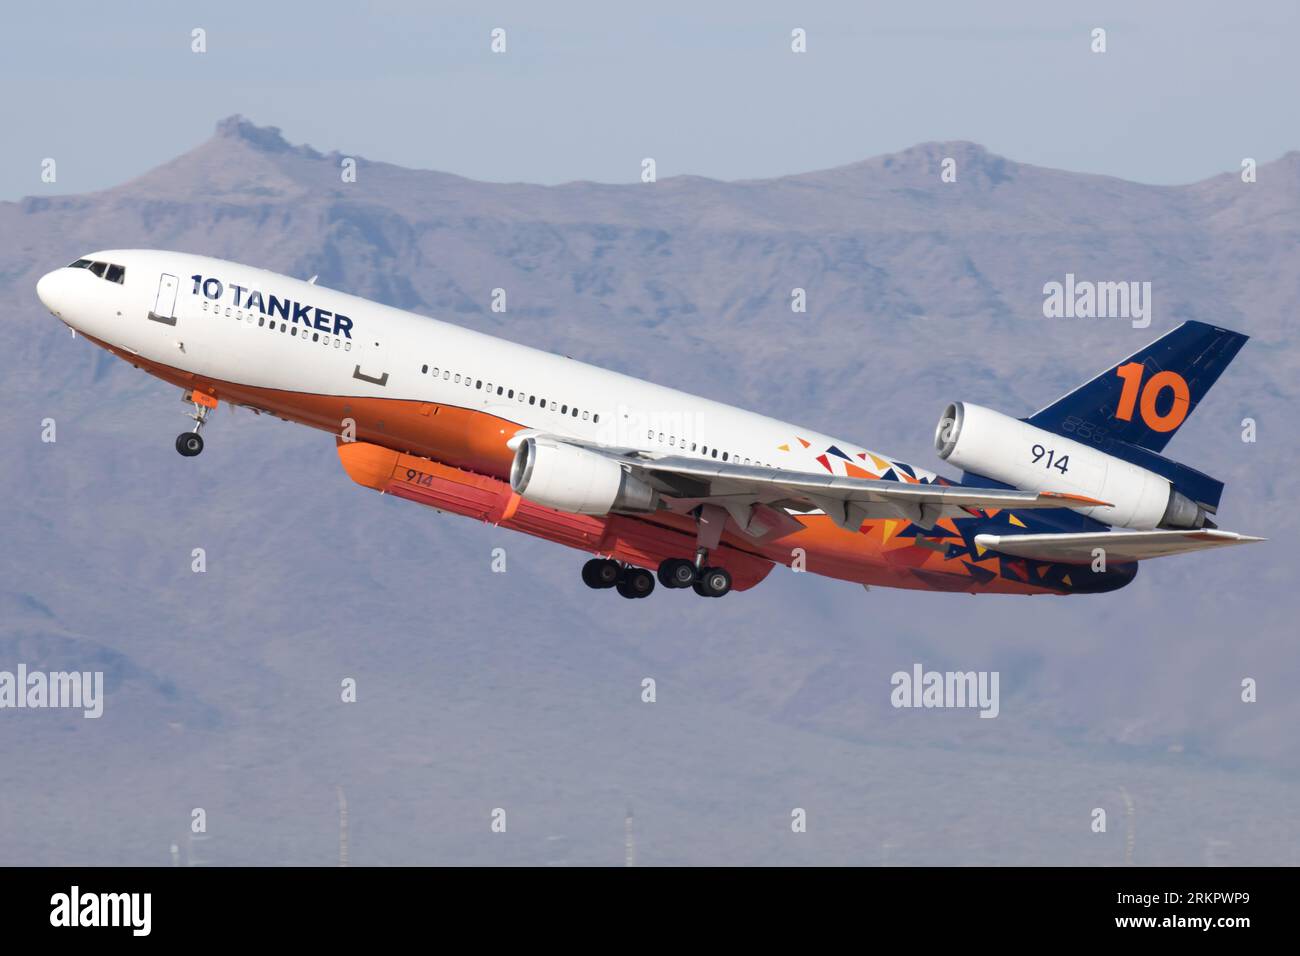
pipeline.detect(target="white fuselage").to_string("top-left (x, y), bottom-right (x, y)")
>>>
top-left (37, 249), bottom-right (934, 485)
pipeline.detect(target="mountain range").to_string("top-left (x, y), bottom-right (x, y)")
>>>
top-left (1, 116), bottom-right (1296, 864)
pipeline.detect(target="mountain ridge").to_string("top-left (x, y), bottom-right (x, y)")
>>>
top-left (1, 116), bottom-right (1296, 864)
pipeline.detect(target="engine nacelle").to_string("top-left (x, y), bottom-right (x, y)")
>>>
top-left (509, 437), bottom-right (658, 516)
top-left (934, 402), bottom-right (1204, 530)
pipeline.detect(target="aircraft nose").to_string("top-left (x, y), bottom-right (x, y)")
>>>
top-left (36, 269), bottom-right (64, 315)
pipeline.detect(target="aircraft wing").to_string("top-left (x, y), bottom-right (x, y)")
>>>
top-left (509, 431), bottom-right (1109, 536)
top-left (973, 529), bottom-right (1264, 564)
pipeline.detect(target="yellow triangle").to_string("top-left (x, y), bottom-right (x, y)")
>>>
top-left (777, 443), bottom-right (790, 452)
top-left (868, 453), bottom-right (891, 471)
top-left (1062, 574), bottom-right (1072, 587)
top-left (975, 543), bottom-right (986, 557)
top-left (1008, 514), bottom-right (1026, 528)
top-left (881, 519), bottom-right (899, 542)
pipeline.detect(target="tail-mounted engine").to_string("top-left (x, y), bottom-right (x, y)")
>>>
top-left (934, 402), bottom-right (1205, 530)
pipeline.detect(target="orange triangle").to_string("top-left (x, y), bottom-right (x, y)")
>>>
top-left (797, 437), bottom-right (811, 448)
top-left (844, 462), bottom-right (877, 479)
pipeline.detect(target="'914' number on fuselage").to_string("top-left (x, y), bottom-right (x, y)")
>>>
top-left (1031, 444), bottom-right (1069, 474)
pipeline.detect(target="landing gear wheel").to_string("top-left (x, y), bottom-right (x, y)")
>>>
top-left (657, 558), bottom-right (698, 589)
top-left (692, 566), bottom-right (732, 598)
top-left (582, 558), bottom-right (621, 589)
top-left (616, 567), bottom-right (656, 599)
top-left (175, 432), bottom-right (204, 457)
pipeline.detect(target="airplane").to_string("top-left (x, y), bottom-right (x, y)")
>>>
top-left (36, 250), bottom-right (1262, 599)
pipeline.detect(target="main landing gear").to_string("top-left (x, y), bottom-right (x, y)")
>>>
top-left (580, 556), bottom-right (733, 599)
top-left (579, 504), bottom-right (738, 599)
top-left (582, 558), bottom-right (655, 599)
top-left (175, 390), bottom-right (215, 457)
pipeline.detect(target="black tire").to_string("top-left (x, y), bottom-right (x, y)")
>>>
top-left (616, 567), bottom-right (655, 599)
top-left (581, 558), bottom-right (606, 589)
top-left (657, 558), bottom-right (697, 589)
top-left (176, 433), bottom-right (204, 457)
top-left (583, 558), bottom-right (621, 589)
top-left (695, 566), bottom-right (732, 598)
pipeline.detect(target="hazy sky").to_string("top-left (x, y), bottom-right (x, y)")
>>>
top-left (2, 0), bottom-right (1297, 200)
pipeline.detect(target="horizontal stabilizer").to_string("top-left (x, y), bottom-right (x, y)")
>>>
top-left (974, 529), bottom-right (1264, 565)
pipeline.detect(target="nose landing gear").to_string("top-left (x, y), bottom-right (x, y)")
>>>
top-left (176, 390), bottom-right (217, 457)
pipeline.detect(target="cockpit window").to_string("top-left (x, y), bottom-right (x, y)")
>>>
top-left (69, 259), bottom-right (126, 284)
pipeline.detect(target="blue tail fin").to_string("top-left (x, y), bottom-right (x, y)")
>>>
top-left (1026, 321), bottom-right (1248, 454)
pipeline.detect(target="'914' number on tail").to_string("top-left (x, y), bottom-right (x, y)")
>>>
top-left (1031, 444), bottom-right (1069, 474)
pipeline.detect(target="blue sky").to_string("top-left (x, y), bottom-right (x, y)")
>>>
top-left (2, 0), bottom-right (1297, 200)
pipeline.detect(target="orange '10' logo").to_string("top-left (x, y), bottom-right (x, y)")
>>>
top-left (1113, 362), bottom-right (1190, 432)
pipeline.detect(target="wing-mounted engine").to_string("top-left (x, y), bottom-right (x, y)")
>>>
top-left (510, 436), bottom-right (659, 516)
top-left (934, 402), bottom-right (1205, 530)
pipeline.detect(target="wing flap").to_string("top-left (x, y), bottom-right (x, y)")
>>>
top-left (614, 453), bottom-right (1107, 519)
top-left (974, 529), bottom-right (1264, 564)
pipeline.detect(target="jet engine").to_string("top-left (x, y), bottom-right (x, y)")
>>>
top-left (509, 437), bottom-right (658, 515)
top-left (934, 402), bottom-right (1204, 530)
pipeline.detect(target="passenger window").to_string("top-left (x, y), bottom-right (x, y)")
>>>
top-left (105, 264), bottom-right (125, 284)
top-left (593, 414), bottom-right (599, 424)
top-left (476, 380), bottom-right (482, 389)
top-left (508, 389), bottom-right (514, 398)
top-left (582, 411), bottom-right (588, 420)
top-left (443, 371), bottom-right (450, 380)
top-left (722, 452), bottom-right (729, 461)
top-left (432, 367), bottom-right (439, 376)
top-left (454, 374), bottom-right (461, 383)
top-left (497, 387), bottom-right (504, 395)
top-left (571, 407), bottom-right (578, 417)
top-left (422, 364), bottom-right (428, 373)
top-left (345, 342), bottom-right (351, 351)
top-left (89, 261), bottom-right (106, 277)
top-left (291, 327), bottom-right (298, 336)
top-left (711, 449), bottom-right (717, 458)
top-left (312, 332), bottom-right (319, 342)
top-left (529, 396), bottom-right (535, 405)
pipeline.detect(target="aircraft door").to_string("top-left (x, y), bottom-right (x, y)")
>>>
top-left (148, 273), bottom-right (179, 326)
top-left (353, 336), bottom-right (390, 387)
